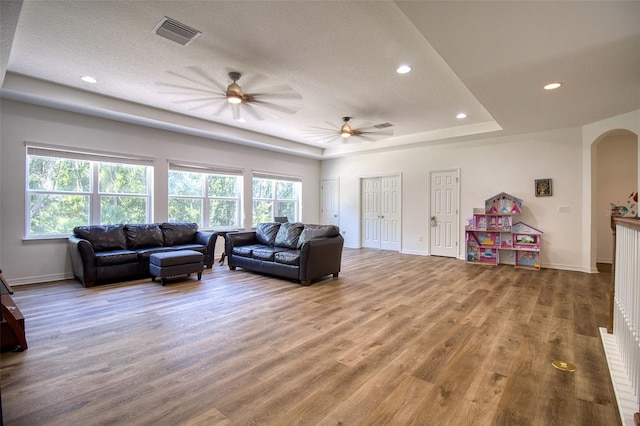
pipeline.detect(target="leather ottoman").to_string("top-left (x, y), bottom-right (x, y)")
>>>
top-left (149, 250), bottom-right (204, 286)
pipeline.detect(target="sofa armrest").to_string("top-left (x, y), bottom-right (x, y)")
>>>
top-left (226, 231), bottom-right (257, 248)
top-left (195, 230), bottom-right (218, 268)
top-left (225, 231), bottom-right (257, 261)
top-left (68, 236), bottom-right (97, 287)
top-left (299, 235), bottom-right (344, 283)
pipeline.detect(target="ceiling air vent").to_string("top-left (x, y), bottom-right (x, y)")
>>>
top-left (153, 17), bottom-right (201, 46)
top-left (373, 122), bottom-right (394, 129)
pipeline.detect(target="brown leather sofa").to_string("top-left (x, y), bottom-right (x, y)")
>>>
top-left (68, 223), bottom-right (217, 287)
top-left (225, 222), bottom-right (344, 286)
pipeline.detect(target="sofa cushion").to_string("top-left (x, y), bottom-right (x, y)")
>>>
top-left (125, 224), bottom-right (164, 249)
top-left (169, 243), bottom-right (205, 253)
top-left (161, 222), bottom-right (198, 246)
top-left (252, 246), bottom-right (290, 261)
top-left (252, 247), bottom-right (277, 261)
top-left (94, 249), bottom-right (138, 266)
top-left (135, 246), bottom-right (176, 262)
top-left (232, 244), bottom-right (264, 258)
top-left (74, 224), bottom-right (127, 252)
top-left (256, 223), bottom-right (281, 246)
top-left (274, 250), bottom-right (301, 266)
top-left (297, 224), bottom-right (340, 248)
top-left (274, 222), bottom-right (304, 249)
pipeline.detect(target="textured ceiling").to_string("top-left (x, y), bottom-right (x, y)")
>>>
top-left (2, 1), bottom-right (639, 159)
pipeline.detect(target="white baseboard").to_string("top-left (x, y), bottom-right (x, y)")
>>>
top-left (401, 249), bottom-right (428, 256)
top-left (9, 272), bottom-right (74, 286)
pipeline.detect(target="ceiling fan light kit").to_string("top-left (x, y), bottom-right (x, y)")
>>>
top-left (340, 117), bottom-right (353, 138)
top-left (226, 72), bottom-right (245, 104)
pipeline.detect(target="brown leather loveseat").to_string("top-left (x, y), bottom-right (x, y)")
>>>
top-left (225, 222), bottom-right (344, 286)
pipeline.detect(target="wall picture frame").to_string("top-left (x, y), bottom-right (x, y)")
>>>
top-left (535, 178), bottom-right (552, 197)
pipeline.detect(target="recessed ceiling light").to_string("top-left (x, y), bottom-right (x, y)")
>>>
top-left (456, 112), bottom-right (467, 119)
top-left (544, 82), bottom-right (563, 90)
top-left (396, 65), bottom-right (412, 74)
top-left (81, 76), bottom-right (97, 84)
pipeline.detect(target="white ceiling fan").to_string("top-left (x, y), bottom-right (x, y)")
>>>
top-left (157, 66), bottom-right (303, 121)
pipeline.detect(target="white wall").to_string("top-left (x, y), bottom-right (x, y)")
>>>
top-left (0, 100), bottom-right (321, 284)
top-left (322, 127), bottom-right (586, 271)
top-left (595, 132), bottom-right (638, 263)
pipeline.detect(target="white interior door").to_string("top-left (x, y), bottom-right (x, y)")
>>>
top-left (362, 178), bottom-right (381, 248)
top-left (362, 175), bottom-right (401, 250)
top-left (321, 178), bottom-right (340, 226)
top-left (430, 169), bottom-right (459, 257)
top-left (380, 176), bottom-right (401, 251)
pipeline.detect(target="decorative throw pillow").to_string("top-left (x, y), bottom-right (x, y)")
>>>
top-left (256, 223), bottom-right (281, 246)
top-left (274, 222), bottom-right (304, 249)
top-left (74, 224), bottom-right (127, 252)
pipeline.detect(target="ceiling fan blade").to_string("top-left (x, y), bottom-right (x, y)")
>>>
top-left (242, 103), bottom-right (267, 121)
top-left (303, 125), bottom-right (339, 133)
top-left (314, 134), bottom-right (342, 144)
top-left (156, 82), bottom-right (220, 96)
top-left (251, 84), bottom-right (300, 95)
top-left (301, 130), bottom-right (337, 138)
top-left (187, 100), bottom-right (223, 112)
top-left (173, 95), bottom-right (226, 105)
top-left (252, 92), bottom-right (303, 102)
top-left (163, 70), bottom-right (216, 90)
top-left (359, 129), bottom-right (394, 137)
top-left (211, 101), bottom-right (229, 118)
top-left (251, 99), bottom-right (301, 116)
top-left (356, 134), bottom-right (382, 142)
top-left (184, 65), bottom-right (227, 92)
top-left (352, 124), bottom-right (382, 133)
top-left (234, 72), bottom-right (268, 91)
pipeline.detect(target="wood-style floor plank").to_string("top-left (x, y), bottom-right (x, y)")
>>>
top-left (0, 249), bottom-right (621, 425)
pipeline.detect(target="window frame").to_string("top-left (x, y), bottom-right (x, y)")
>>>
top-left (168, 162), bottom-right (244, 230)
top-left (251, 171), bottom-right (302, 226)
top-left (25, 145), bottom-right (154, 238)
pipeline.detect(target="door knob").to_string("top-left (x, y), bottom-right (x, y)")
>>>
top-left (430, 216), bottom-right (437, 227)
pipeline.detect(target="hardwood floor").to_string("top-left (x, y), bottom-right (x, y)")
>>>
top-left (1, 249), bottom-right (621, 425)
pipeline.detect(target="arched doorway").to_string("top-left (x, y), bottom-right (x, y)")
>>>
top-left (591, 129), bottom-right (638, 272)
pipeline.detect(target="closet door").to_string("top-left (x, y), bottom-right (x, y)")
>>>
top-left (362, 175), bottom-right (401, 250)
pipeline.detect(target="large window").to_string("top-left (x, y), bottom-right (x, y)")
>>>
top-left (26, 146), bottom-right (153, 237)
top-left (252, 173), bottom-right (301, 225)
top-left (168, 163), bottom-right (243, 229)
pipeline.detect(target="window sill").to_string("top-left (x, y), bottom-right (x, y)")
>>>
top-left (22, 236), bottom-right (70, 244)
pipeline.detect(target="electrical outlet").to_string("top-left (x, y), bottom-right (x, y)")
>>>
top-left (419, 235), bottom-right (423, 241)
top-left (557, 205), bottom-right (570, 214)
